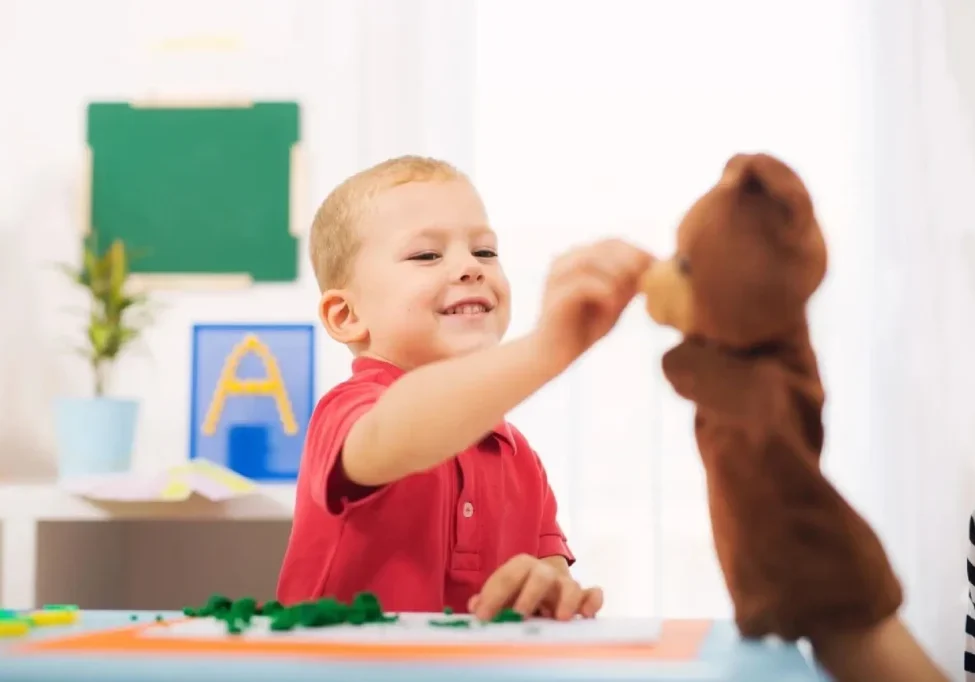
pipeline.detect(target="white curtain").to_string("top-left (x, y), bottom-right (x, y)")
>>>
top-left (864, 0), bottom-right (975, 675)
top-left (471, 2), bottom-right (975, 677)
top-left (473, 0), bottom-right (874, 622)
top-left (354, 0), bottom-right (476, 173)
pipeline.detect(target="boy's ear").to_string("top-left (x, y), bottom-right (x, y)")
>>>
top-left (319, 290), bottom-right (368, 345)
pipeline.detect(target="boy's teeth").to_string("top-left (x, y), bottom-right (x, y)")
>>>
top-left (447, 304), bottom-right (487, 315)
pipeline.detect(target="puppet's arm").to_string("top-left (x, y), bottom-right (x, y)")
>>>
top-left (662, 340), bottom-right (783, 426)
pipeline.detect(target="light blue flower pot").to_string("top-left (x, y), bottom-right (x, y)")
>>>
top-left (54, 397), bottom-right (139, 480)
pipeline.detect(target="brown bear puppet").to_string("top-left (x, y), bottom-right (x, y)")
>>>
top-left (641, 153), bottom-right (902, 643)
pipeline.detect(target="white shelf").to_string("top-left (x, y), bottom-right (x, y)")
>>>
top-left (0, 482), bottom-right (297, 521)
top-left (0, 482), bottom-right (297, 610)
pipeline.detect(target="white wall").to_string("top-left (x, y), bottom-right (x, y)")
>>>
top-left (0, 0), bottom-right (460, 478)
top-left (2, 1), bottom-right (973, 673)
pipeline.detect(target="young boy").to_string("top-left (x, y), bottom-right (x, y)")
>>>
top-left (276, 155), bottom-right (652, 621)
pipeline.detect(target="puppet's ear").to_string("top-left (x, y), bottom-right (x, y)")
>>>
top-left (722, 153), bottom-right (813, 221)
top-left (722, 153), bottom-right (818, 249)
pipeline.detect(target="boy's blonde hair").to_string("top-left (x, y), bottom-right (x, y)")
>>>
top-left (310, 155), bottom-right (467, 291)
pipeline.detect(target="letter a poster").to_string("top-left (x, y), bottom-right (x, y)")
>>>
top-left (189, 324), bottom-right (315, 481)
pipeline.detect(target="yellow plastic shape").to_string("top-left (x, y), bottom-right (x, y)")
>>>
top-left (0, 619), bottom-right (29, 637)
top-left (29, 610), bottom-right (78, 626)
top-left (201, 334), bottom-right (298, 436)
top-left (160, 479), bottom-right (192, 501)
top-left (174, 460), bottom-right (255, 495)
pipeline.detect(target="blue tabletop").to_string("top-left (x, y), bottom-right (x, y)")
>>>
top-left (0, 611), bottom-right (828, 682)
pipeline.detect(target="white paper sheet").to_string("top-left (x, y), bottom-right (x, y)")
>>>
top-left (142, 612), bottom-right (661, 646)
top-left (60, 460), bottom-right (257, 502)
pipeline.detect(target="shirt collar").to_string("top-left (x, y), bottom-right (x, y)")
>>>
top-left (351, 356), bottom-right (515, 451)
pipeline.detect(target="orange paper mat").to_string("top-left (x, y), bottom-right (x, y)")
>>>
top-left (16, 619), bottom-right (712, 662)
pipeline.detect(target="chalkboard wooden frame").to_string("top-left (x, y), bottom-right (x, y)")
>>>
top-left (83, 101), bottom-right (304, 289)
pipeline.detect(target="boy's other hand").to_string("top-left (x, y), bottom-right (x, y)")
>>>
top-left (535, 239), bottom-right (653, 370)
top-left (468, 554), bottom-right (603, 622)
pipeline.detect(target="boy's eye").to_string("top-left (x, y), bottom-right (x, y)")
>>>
top-left (408, 252), bottom-right (440, 261)
top-left (473, 249), bottom-right (498, 258)
top-left (676, 255), bottom-right (691, 275)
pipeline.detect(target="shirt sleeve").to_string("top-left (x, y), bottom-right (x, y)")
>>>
top-left (304, 381), bottom-right (386, 516)
top-left (533, 450), bottom-right (576, 566)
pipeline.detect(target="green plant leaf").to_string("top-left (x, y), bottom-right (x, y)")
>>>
top-left (118, 293), bottom-right (148, 313)
top-left (107, 240), bottom-right (127, 295)
top-left (56, 235), bottom-right (153, 395)
top-left (88, 318), bottom-right (113, 357)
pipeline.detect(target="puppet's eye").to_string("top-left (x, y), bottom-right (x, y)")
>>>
top-left (676, 255), bottom-right (691, 275)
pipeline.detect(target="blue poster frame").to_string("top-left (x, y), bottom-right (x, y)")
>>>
top-left (188, 323), bottom-right (316, 482)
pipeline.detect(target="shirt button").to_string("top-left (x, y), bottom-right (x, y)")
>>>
top-left (462, 502), bottom-right (474, 518)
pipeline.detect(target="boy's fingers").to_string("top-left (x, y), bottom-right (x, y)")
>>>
top-left (579, 587), bottom-right (604, 618)
top-left (554, 578), bottom-right (584, 621)
top-left (511, 563), bottom-right (559, 617)
top-left (628, 248), bottom-right (655, 276)
top-left (573, 273), bottom-right (619, 310)
top-left (580, 243), bottom-right (654, 305)
top-left (473, 555), bottom-right (534, 620)
top-left (536, 604), bottom-right (555, 618)
top-left (473, 581), bottom-right (520, 621)
top-left (596, 239), bottom-right (654, 277)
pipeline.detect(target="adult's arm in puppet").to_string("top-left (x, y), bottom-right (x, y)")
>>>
top-left (813, 617), bottom-right (947, 682)
top-left (641, 152), bottom-right (948, 682)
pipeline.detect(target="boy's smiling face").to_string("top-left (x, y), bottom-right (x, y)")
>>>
top-left (337, 179), bottom-right (511, 369)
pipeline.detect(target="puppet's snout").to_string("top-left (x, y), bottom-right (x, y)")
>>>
top-left (640, 258), bottom-right (694, 334)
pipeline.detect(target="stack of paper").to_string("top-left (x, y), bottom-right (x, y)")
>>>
top-left (61, 460), bottom-right (258, 502)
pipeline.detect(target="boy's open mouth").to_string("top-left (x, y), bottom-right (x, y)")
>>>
top-left (440, 298), bottom-right (494, 316)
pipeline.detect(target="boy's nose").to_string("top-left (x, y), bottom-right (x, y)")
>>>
top-left (458, 262), bottom-right (485, 283)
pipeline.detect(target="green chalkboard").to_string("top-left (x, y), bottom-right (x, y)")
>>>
top-left (86, 101), bottom-right (301, 283)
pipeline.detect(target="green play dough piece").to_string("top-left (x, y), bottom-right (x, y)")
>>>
top-left (429, 618), bottom-right (471, 628)
top-left (43, 604), bottom-right (79, 611)
top-left (204, 594), bottom-right (233, 616)
top-left (233, 597), bottom-right (257, 616)
top-left (490, 608), bottom-right (524, 623)
top-left (269, 607), bottom-right (299, 631)
top-left (181, 592), bottom-right (401, 634)
top-left (259, 600), bottom-right (283, 616)
top-left (430, 606), bottom-right (522, 628)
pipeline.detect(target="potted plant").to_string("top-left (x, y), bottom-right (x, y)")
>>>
top-left (54, 236), bottom-right (152, 480)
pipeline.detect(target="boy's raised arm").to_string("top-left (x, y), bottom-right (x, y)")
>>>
top-left (341, 239), bottom-right (652, 487)
top-left (343, 333), bottom-right (563, 486)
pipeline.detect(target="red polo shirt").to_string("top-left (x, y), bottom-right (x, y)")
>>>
top-left (276, 357), bottom-right (573, 613)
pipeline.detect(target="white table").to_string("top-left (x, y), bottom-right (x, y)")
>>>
top-left (0, 482), bottom-right (296, 609)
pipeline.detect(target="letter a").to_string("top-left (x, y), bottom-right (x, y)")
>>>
top-left (201, 334), bottom-right (298, 436)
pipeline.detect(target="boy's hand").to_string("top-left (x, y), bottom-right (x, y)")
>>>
top-left (536, 239), bottom-right (653, 370)
top-left (468, 554), bottom-right (604, 622)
